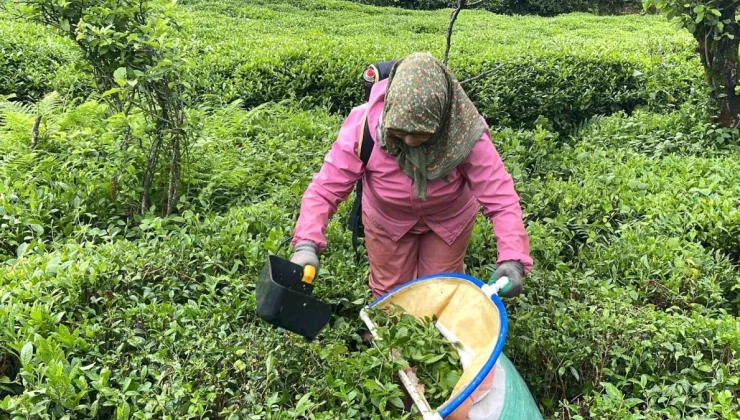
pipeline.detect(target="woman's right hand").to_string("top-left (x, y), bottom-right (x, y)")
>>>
top-left (290, 242), bottom-right (320, 273)
top-left (488, 260), bottom-right (524, 298)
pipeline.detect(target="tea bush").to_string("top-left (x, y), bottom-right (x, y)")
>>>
top-left (352, 0), bottom-right (457, 9)
top-left (569, 103), bottom-right (740, 157)
top-left (182, 0), bottom-right (703, 131)
top-left (494, 0), bottom-right (644, 15)
top-left (0, 17), bottom-right (91, 101)
top-left (3, 0), bottom-right (703, 132)
top-left (1, 0), bottom-right (740, 419)
top-left (508, 289), bottom-right (740, 418)
top-left (3, 94), bottom-right (737, 418)
top-left (353, 0), bottom-right (644, 15)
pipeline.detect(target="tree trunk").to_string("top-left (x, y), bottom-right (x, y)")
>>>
top-left (696, 8), bottom-right (740, 128)
top-left (111, 175), bottom-right (118, 200)
top-left (31, 115), bottom-right (42, 149)
top-left (141, 148), bottom-right (160, 216)
top-left (708, 36), bottom-right (740, 128)
top-left (141, 174), bottom-right (152, 215)
top-left (166, 135), bottom-right (181, 216)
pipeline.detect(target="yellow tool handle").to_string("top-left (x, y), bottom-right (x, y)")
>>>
top-left (301, 265), bottom-right (316, 284)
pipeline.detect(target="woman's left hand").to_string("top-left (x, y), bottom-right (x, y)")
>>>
top-left (290, 242), bottom-right (320, 273)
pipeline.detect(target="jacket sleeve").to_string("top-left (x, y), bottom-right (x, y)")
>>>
top-left (292, 105), bottom-right (367, 252)
top-left (459, 128), bottom-right (534, 274)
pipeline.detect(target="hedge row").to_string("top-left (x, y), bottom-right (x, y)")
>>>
top-left (184, 0), bottom-right (704, 132)
top-left (4, 197), bottom-right (738, 419)
top-left (354, 0), bottom-right (644, 16)
top-left (495, 0), bottom-right (645, 15)
top-left (2, 0), bottom-right (704, 132)
top-left (0, 17), bottom-right (90, 101)
top-left (471, 108), bottom-right (740, 418)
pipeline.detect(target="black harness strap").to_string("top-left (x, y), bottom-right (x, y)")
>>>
top-left (360, 117), bottom-right (374, 166)
top-left (349, 118), bottom-right (374, 258)
top-left (349, 58), bottom-right (396, 260)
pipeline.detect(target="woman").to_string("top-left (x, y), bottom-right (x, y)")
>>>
top-left (290, 52), bottom-right (533, 299)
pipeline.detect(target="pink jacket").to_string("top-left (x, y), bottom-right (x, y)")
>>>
top-left (292, 79), bottom-right (533, 273)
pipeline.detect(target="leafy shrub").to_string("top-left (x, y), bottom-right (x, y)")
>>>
top-left (496, 0), bottom-right (644, 16)
top-left (183, 0), bottom-right (702, 132)
top-left (0, 201), bottom-right (412, 418)
top-left (3, 78), bottom-right (739, 420)
top-left (0, 96), bottom-right (345, 257)
top-left (3, 0), bottom-right (704, 132)
top-left (508, 292), bottom-right (740, 418)
top-left (352, 0), bottom-right (644, 15)
top-left (571, 102), bottom-right (740, 157)
top-left (520, 148), bottom-right (740, 274)
top-left (0, 17), bottom-right (92, 101)
top-left (354, 0), bottom-right (456, 9)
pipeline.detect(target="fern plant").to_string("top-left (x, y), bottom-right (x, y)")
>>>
top-left (0, 92), bottom-right (64, 149)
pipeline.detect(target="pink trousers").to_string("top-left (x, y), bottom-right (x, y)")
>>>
top-left (364, 212), bottom-right (475, 299)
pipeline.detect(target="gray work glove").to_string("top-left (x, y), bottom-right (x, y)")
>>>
top-left (487, 260), bottom-right (524, 298)
top-left (290, 241), bottom-right (320, 272)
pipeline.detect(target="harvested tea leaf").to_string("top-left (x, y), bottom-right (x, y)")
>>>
top-left (369, 304), bottom-right (463, 409)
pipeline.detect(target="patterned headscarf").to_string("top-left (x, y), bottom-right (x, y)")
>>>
top-left (380, 52), bottom-right (486, 201)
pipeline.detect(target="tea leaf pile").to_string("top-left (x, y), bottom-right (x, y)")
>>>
top-left (370, 305), bottom-right (464, 409)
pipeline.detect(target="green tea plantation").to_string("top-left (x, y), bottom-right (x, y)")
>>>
top-left (0, 0), bottom-right (739, 419)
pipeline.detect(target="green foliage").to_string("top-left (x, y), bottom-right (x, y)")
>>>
top-left (3, 0), bottom-right (704, 132)
top-left (371, 305), bottom-right (464, 409)
top-left (645, 1), bottom-right (740, 128)
top-left (353, 0), bottom-right (457, 10)
top-left (571, 106), bottom-right (740, 157)
top-left (644, 0), bottom-right (736, 38)
top-left (13, 0), bottom-right (192, 215)
top-left (0, 16), bottom-right (91, 101)
top-left (180, 0), bottom-right (702, 132)
top-left (0, 97), bottom-right (343, 258)
top-left (495, 0), bottom-right (644, 16)
top-left (1, 0), bottom-right (740, 419)
top-left (186, 100), bottom-right (343, 212)
top-left (0, 97), bottom-right (129, 259)
top-left (352, 0), bottom-right (644, 15)
top-left (3, 92), bottom-right (738, 418)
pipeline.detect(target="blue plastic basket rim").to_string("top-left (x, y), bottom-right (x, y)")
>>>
top-left (367, 272), bottom-right (509, 417)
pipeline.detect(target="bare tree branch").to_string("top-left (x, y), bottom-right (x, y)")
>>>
top-left (444, 0), bottom-right (466, 67)
top-left (704, 30), bottom-right (712, 70)
top-left (442, 0), bottom-right (500, 87)
top-left (31, 115), bottom-right (42, 149)
top-left (460, 64), bottom-right (504, 85)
